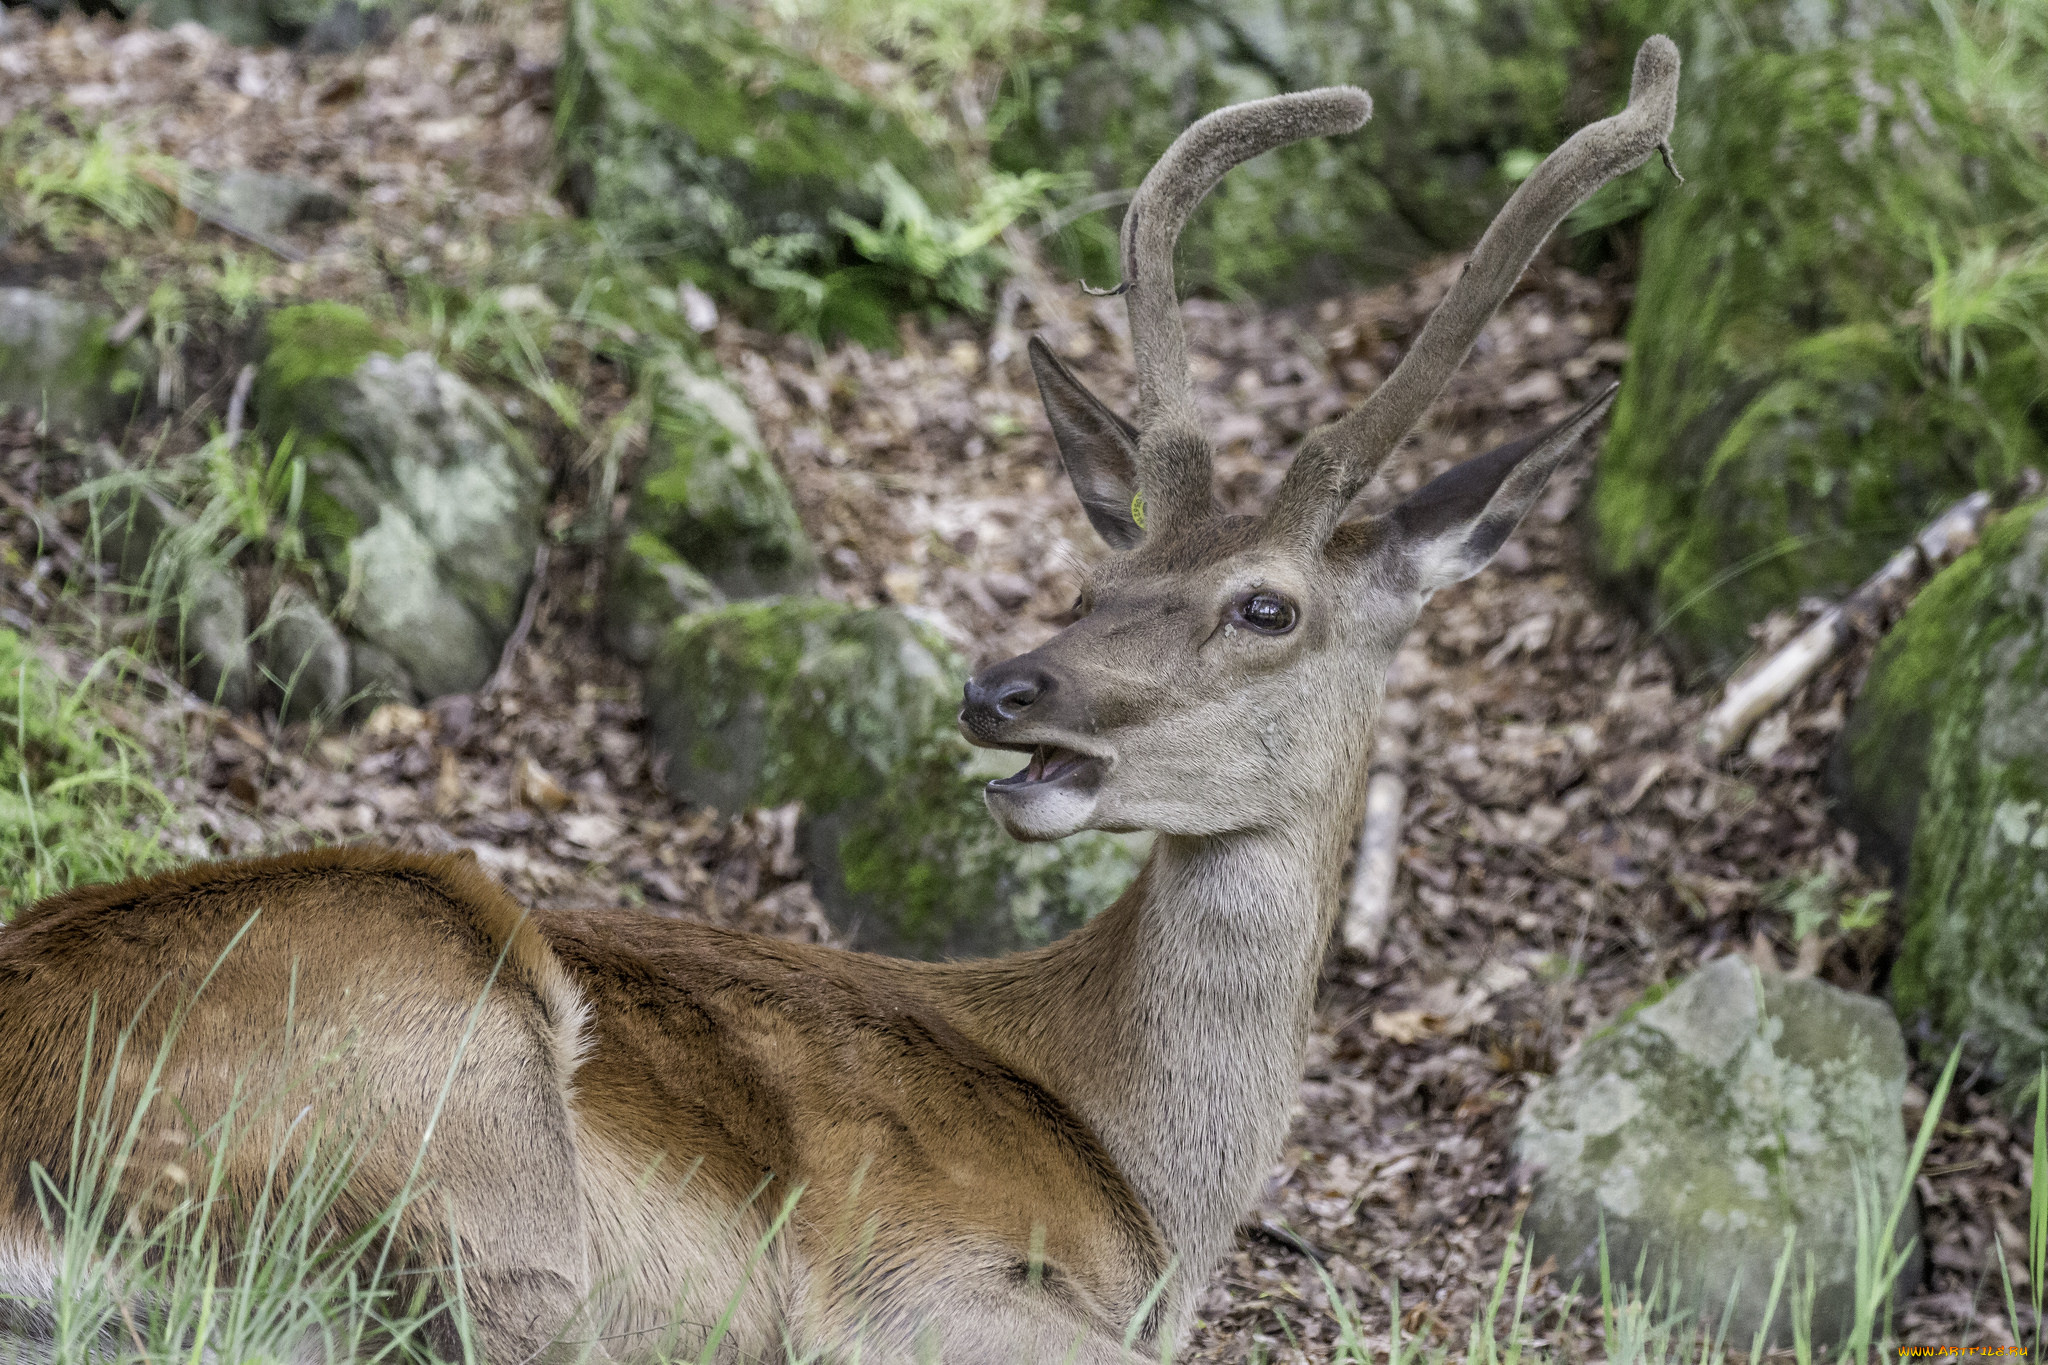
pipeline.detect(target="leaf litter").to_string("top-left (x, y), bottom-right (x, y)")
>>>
top-left (0, 3), bottom-right (2034, 1358)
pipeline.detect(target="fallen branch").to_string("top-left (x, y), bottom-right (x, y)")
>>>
top-left (1698, 490), bottom-right (1998, 760)
top-left (1341, 725), bottom-right (1409, 959)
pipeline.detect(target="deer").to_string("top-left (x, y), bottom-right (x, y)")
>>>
top-left (0, 36), bottom-right (1679, 1365)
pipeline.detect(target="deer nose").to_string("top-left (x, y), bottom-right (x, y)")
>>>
top-left (961, 666), bottom-right (1052, 730)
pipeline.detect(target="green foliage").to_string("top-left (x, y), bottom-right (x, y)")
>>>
top-left (1591, 0), bottom-right (2048, 676)
top-left (0, 632), bottom-right (172, 917)
top-left (2, 115), bottom-right (179, 249)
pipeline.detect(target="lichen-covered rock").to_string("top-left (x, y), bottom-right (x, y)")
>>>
top-left (0, 288), bottom-right (150, 433)
top-left (176, 562), bottom-right (254, 712)
top-left (604, 533), bottom-right (724, 666)
top-left (258, 305), bottom-right (547, 700)
top-left (1517, 957), bottom-right (1919, 1349)
top-left (556, 0), bottom-right (954, 279)
top-left (613, 351), bottom-right (815, 609)
top-left (1590, 12), bottom-right (2048, 677)
top-left (257, 584), bottom-right (352, 722)
top-left (1001, 0), bottom-right (1590, 295)
top-left (196, 171), bottom-right (350, 239)
top-left (1831, 498), bottom-right (2048, 1085)
top-left (643, 597), bottom-right (1143, 958)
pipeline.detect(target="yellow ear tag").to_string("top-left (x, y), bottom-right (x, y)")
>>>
top-left (1129, 490), bottom-right (1147, 529)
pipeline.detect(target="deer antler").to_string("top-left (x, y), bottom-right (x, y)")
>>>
top-left (1118, 86), bottom-right (1372, 533)
top-left (1265, 36), bottom-right (1682, 546)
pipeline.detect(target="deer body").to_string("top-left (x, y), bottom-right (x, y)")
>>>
top-left (0, 38), bottom-right (1680, 1363)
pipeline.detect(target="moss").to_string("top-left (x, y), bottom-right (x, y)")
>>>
top-left (257, 303), bottom-right (398, 404)
top-left (1840, 499), bottom-right (2048, 1087)
top-left (556, 0), bottom-right (965, 329)
top-left (626, 359), bottom-right (816, 599)
top-left (643, 598), bottom-right (1141, 958)
top-left (0, 631), bottom-right (173, 915)
top-left (1591, 14), bottom-right (2048, 677)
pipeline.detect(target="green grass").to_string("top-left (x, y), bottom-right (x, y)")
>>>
top-left (17, 1024), bottom-right (2031, 1364)
top-left (0, 629), bottom-right (174, 917)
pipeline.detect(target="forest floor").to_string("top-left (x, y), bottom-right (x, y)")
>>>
top-left (0, 3), bottom-right (2037, 1360)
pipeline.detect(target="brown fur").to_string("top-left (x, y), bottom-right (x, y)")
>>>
top-left (0, 848), bottom-right (1170, 1362)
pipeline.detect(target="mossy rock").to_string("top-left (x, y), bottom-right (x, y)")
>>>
top-left (106, 0), bottom-right (397, 48)
top-left (1832, 498), bottom-right (2048, 1087)
top-left (616, 351), bottom-right (816, 604)
top-left (1517, 957), bottom-right (1920, 1349)
top-left (1589, 16), bottom-right (2048, 677)
top-left (1001, 0), bottom-right (1606, 296)
top-left (556, 0), bottom-right (958, 294)
top-left (258, 306), bottom-right (547, 699)
top-left (643, 598), bottom-right (1144, 958)
top-left (0, 288), bottom-right (151, 434)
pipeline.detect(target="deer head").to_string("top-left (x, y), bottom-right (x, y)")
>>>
top-left (960, 38), bottom-right (1680, 844)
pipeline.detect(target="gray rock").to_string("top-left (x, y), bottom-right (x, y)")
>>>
top-left (642, 597), bottom-right (1144, 958)
top-left (342, 504), bottom-right (501, 700)
top-left (259, 310), bottom-right (547, 702)
top-left (619, 351), bottom-right (817, 601)
top-left (348, 639), bottom-right (417, 707)
top-left (0, 289), bottom-right (149, 433)
top-left (204, 171), bottom-right (349, 240)
top-left (327, 352), bottom-right (547, 634)
top-left (604, 533), bottom-right (724, 665)
top-left (1517, 958), bottom-right (1920, 1349)
top-left (257, 585), bottom-right (352, 722)
top-left (177, 563), bottom-right (253, 712)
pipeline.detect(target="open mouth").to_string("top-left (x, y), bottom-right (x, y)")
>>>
top-left (988, 744), bottom-right (1103, 791)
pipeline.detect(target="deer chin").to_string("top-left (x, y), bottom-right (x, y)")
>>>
top-left (983, 745), bottom-right (1107, 841)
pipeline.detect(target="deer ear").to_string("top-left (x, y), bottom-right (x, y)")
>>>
top-left (1029, 337), bottom-right (1144, 550)
top-left (1390, 385), bottom-right (1616, 595)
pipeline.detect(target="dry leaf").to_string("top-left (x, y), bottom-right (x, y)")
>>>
top-left (515, 755), bottom-right (572, 813)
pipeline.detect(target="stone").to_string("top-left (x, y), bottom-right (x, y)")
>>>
top-left (176, 562), bottom-right (253, 713)
top-left (556, 0), bottom-right (956, 288)
top-left (257, 584), bottom-right (353, 722)
top-left (258, 305), bottom-right (547, 701)
top-left (107, 0), bottom-right (395, 47)
top-left (1831, 497), bottom-right (2048, 1087)
top-left (348, 639), bottom-right (417, 707)
top-left (0, 289), bottom-right (150, 434)
top-left (1589, 8), bottom-right (2048, 677)
top-left (615, 351), bottom-right (816, 604)
top-left (642, 597), bottom-right (1145, 958)
top-left (201, 171), bottom-right (349, 240)
top-left (1000, 0), bottom-right (1593, 297)
top-left (604, 533), bottom-right (724, 666)
top-left (1517, 958), bottom-right (1920, 1349)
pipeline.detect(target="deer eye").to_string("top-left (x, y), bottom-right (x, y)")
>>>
top-left (1233, 591), bottom-right (1297, 635)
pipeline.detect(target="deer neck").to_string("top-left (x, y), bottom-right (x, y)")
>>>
top-left (942, 768), bottom-right (1368, 1309)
